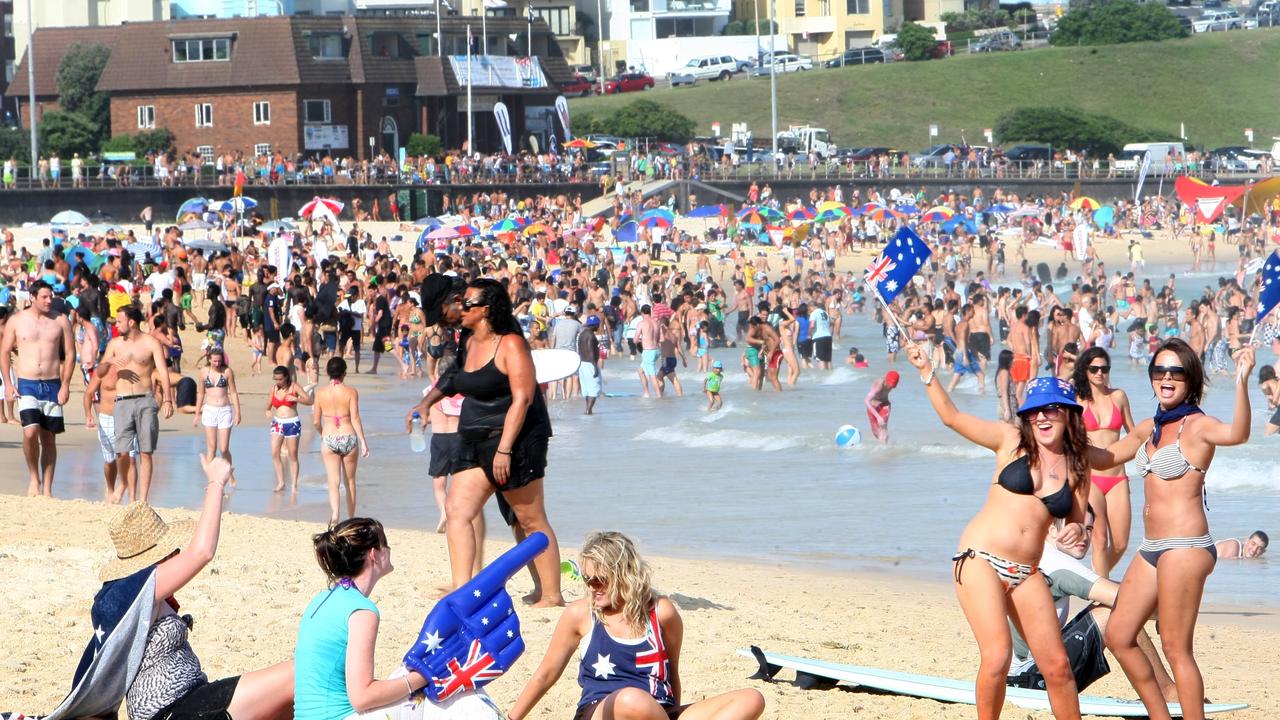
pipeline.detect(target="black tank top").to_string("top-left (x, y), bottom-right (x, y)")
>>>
top-left (454, 336), bottom-right (551, 438)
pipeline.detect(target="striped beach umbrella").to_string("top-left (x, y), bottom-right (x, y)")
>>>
top-left (491, 218), bottom-right (525, 233)
top-left (860, 202), bottom-right (903, 222)
top-left (1070, 196), bottom-right (1102, 211)
top-left (921, 206), bottom-right (955, 223)
top-left (639, 208), bottom-right (676, 228)
top-left (787, 207), bottom-right (816, 223)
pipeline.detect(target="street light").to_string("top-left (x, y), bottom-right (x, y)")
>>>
top-left (768, 0), bottom-right (778, 160)
top-left (26, 0), bottom-right (37, 173)
top-left (597, 0), bottom-right (606, 94)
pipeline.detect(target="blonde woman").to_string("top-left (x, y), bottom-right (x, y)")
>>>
top-left (507, 531), bottom-right (765, 720)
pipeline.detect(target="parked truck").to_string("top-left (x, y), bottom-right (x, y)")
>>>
top-left (776, 126), bottom-right (837, 159)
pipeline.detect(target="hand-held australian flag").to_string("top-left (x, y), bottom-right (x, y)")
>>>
top-left (1256, 250), bottom-right (1280, 326)
top-left (403, 533), bottom-right (549, 702)
top-left (865, 226), bottom-right (931, 304)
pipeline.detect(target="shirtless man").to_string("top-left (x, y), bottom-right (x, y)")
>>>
top-left (1216, 530), bottom-right (1268, 559)
top-left (968, 293), bottom-right (994, 390)
top-left (0, 281), bottom-right (75, 496)
top-left (1008, 308), bottom-right (1040, 405)
top-left (759, 314), bottom-right (783, 392)
top-left (99, 306), bottom-right (173, 502)
top-left (634, 304), bottom-right (662, 398)
top-left (83, 363), bottom-right (140, 503)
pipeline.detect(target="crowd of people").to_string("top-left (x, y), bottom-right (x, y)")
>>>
top-left (2, 171), bottom-right (1277, 720)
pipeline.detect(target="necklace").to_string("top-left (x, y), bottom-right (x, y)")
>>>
top-left (1043, 452), bottom-right (1066, 481)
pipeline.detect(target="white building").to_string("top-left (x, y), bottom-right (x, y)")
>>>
top-left (606, 0), bottom-right (781, 78)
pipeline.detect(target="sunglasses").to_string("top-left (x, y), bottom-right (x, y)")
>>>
top-left (1148, 365), bottom-right (1187, 381)
top-left (1087, 365), bottom-right (1111, 374)
top-left (1025, 404), bottom-right (1064, 420)
top-left (461, 298), bottom-right (488, 310)
top-left (582, 575), bottom-right (608, 589)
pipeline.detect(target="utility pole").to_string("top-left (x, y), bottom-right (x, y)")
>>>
top-left (596, 0), bottom-right (606, 94)
top-left (768, 0), bottom-right (778, 161)
top-left (436, 0), bottom-right (443, 57)
top-left (26, 0), bottom-right (38, 174)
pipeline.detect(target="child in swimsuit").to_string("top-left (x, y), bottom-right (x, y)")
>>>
top-left (704, 360), bottom-right (724, 411)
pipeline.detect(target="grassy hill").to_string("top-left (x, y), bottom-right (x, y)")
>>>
top-left (568, 30), bottom-right (1280, 151)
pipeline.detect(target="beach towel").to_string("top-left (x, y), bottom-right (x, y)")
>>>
top-left (3, 567), bottom-right (158, 720)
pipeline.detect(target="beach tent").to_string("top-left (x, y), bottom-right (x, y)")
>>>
top-left (1174, 176), bottom-right (1249, 223)
top-left (1236, 176), bottom-right (1280, 216)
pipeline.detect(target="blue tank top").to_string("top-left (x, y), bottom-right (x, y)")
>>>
top-left (576, 606), bottom-right (672, 709)
top-left (797, 316), bottom-right (811, 342)
top-left (294, 584), bottom-right (380, 720)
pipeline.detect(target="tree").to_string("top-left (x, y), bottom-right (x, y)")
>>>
top-left (101, 134), bottom-right (138, 153)
top-left (135, 128), bottom-right (175, 156)
top-left (55, 43), bottom-right (112, 147)
top-left (594, 100), bottom-right (696, 142)
top-left (722, 18), bottom-right (778, 35)
top-left (896, 21), bottom-right (938, 61)
top-left (0, 128), bottom-right (31, 163)
top-left (1050, 0), bottom-right (1186, 46)
top-left (994, 106), bottom-right (1173, 156)
top-left (406, 132), bottom-right (443, 157)
top-left (39, 111), bottom-right (99, 157)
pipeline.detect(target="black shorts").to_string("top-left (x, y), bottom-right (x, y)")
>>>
top-left (797, 339), bottom-right (814, 359)
top-left (340, 328), bottom-right (362, 350)
top-left (264, 326), bottom-right (281, 345)
top-left (428, 431), bottom-right (459, 477)
top-left (969, 331), bottom-right (992, 360)
top-left (659, 356), bottom-right (677, 376)
top-left (455, 429), bottom-right (549, 493)
top-left (373, 333), bottom-right (389, 354)
top-left (814, 336), bottom-right (833, 363)
top-left (154, 676), bottom-right (240, 720)
top-left (1271, 406), bottom-right (1280, 426)
top-left (574, 698), bottom-right (688, 720)
top-left (1007, 606), bottom-right (1109, 692)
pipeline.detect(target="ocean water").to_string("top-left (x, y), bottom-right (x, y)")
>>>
top-left (8, 260), bottom-right (1276, 607)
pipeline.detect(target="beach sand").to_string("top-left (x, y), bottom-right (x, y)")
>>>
top-left (2, 216), bottom-right (1271, 718)
top-left (1, 497), bottom-right (1276, 719)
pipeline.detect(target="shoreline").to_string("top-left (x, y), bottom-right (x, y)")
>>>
top-left (3, 495), bottom-right (1276, 719)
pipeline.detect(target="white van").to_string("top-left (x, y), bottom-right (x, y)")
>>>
top-left (1113, 142), bottom-right (1186, 174)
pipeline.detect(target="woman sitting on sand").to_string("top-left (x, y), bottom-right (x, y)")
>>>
top-left (87, 456), bottom-right (292, 720)
top-left (1093, 339), bottom-right (1255, 720)
top-left (293, 517), bottom-right (501, 720)
top-left (313, 357), bottom-right (370, 526)
top-left (506, 531), bottom-right (765, 720)
top-left (1070, 347), bottom-right (1136, 578)
top-left (908, 341), bottom-right (1095, 720)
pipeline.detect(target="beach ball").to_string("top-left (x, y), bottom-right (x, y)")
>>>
top-left (835, 424), bottom-right (861, 447)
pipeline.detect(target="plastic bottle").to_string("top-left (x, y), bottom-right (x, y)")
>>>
top-left (409, 412), bottom-right (427, 453)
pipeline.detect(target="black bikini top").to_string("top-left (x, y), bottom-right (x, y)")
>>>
top-left (996, 455), bottom-right (1073, 519)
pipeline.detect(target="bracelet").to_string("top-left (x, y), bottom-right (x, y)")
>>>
top-left (495, 449), bottom-right (512, 455)
top-left (403, 675), bottom-right (414, 696)
top-left (921, 370), bottom-right (935, 386)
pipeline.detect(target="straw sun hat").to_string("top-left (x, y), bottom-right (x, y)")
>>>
top-left (98, 502), bottom-right (195, 582)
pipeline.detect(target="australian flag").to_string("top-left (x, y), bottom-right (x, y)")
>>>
top-left (1258, 250), bottom-right (1280, 324)
top-left (864, 226), bottom-right (931, 303)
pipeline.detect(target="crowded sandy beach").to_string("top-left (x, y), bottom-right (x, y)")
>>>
top-left (1, 179), bottom-right (1278, 720)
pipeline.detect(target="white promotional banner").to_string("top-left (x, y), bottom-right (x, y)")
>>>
top-left (493, 102), bottom-right (513, 155)
top-left (1134, 150), bottom-right (1152, 203)
top-left (554, 95), bottom-right (572, 141)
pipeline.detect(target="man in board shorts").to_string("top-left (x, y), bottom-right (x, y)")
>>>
top-left (0, 280), bottom-right (75, 496)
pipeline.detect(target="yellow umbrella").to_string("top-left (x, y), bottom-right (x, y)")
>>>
top-left (563, 139), bottom-right (596, 149)
top-left (523, 223), bottom-right (550, 237)
top-left (1070, 197), bottom-right (1101, 211)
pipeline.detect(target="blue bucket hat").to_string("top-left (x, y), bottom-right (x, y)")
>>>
top-left (1018, 376), bottom-right (1082, 415)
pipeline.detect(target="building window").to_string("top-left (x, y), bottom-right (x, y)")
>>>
top-left (304, 99), bottom-right (331, 124)
top-left (309, 32), bottom-right (344, 59)
top-left (5, 61), bottom-right (14, 84)
top-left (819, 0), bottom-right (831, 14)
top-left (137, 105), bottom-right (155, 129)
top-left (4, 13), bottom-right (12, 39)
top-left (172, 37), bottom-right (231, 63)
top-left (630, 0), bottom-right (649, 11)
top-left (196, 145), bottom-right (214, 163)
top-left (795, 0), bottom-right (805, 16)
top-left (883, 0), bottom-right (893, 16)
top-left (253, 101), bottom-right (270, 125)
top-left (531, 6), bottom-right (573, 36)
top-left (847, 0), bottom-right (869, 13)
top-left (254, 143), bottom-right (272, 157)
top-left (195, 103), bottom-right (213, 127)
top-left (370, 32), bottom-right (402, 58)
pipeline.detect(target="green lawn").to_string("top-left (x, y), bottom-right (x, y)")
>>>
top-left (569, 29), bottom-right (1280, 151)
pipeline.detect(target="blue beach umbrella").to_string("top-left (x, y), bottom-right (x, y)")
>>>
top-left (50, 210), bottom-right (90, 226)
top-left (127, 241), bottom-right (164, 259)
top-left (65, 246), bottom-right (103, 273)
top-left (687, 204), bottom-right (729, 219)
top-left (942, 216), bottom-right (978, 234)
top-left (176, 197), bottom-right (209, 220)
top-left (639, 208), bottom-right (675, 228)
top-left (215, 196), bottom-right (258, 214)
top-left (1093, 206), bottom-right (1116, 230)
top-left (615, 221), bottom-right (639, 244)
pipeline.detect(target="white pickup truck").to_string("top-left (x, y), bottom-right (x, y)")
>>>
top-left (1193, 9), bottom-right (1243, 32)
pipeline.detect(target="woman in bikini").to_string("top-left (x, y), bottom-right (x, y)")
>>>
top-left (1259, 364), bottom-right (1280, 435)
top-left (1091, 339), bottom-right (1255, 720)
top-left (193, 351), bottom-right (241, 465)
top-left (267, 364), bottom-right (313, 493)
top-left (909, 341), bottom-right (1098, 720)
top-left (314, 357), bottom-right (370, 526)
top-left (1071, 347), bottom-right (1136, 577)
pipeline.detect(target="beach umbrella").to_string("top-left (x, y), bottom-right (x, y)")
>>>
top-left (65, 246), bottom-right (103, 273)
top-left (787, 207), bottom-right (816, 223)
top-left (942, 217), bottom-right (979, 235)
top-left (756, 206), bottom-right (785, 222)
top-left (893, 204), bottom-right (919, 216)
top-left (491, 218), bottom-right (525, 233)
top-left (175, 197), bottom-right (209, 220)
top-left (414, 216), bottom-right (444, 228)
top-left (522, 223), bottom-right (550, 237)
top-left (259, 219), bottom-right (297, 234)
top-left (860, 202), bottom-right (902, 222)
top-left (427, 226), bottom-right (460, 240)
top-left (298, 196), bottom-right (344, 219)
top-left (215, 196), bottom-right (258, 214)
top-left (184, 238), bottom-right (230, 254)
top-left (127, 241), bottom-right (163, 258)
top-left (615, 221), bottom-right (639, 244)
top-left (1010, 205), bottom-right (1042, 218)
top-left (179, 219), bottom-right (213, 231)
top-left (686, 204), bottom-right (729, 219)
top-left (638, 208), bottom-right (675, 228)
top-left (50, 210), bottom-right (91, 226)
top-left (921, 206), bottom-right (955, 223)
top-left (451, 224), bottom-right (480, 239)
top-left (989, 203), bottom-right (1017, 214)
top-left (1093, 206), bottom-right (1116, 229)
top-left (562, 138), bottom-right (596, 149)
top-left (736, 207), bottom-right (770, 226)
top-left (1069, 196), bottom-right (1101, 211)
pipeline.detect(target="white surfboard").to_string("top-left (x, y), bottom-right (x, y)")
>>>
top-left (531, 348), bottom-right (581, 384)
top-left (739, 648), bottom-right (1248, 717)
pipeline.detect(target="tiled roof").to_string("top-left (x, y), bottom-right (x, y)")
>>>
top-left (8, 26), bottom-right (119, 98)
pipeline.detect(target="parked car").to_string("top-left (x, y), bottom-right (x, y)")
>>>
top-left (751, 53), bottom-right (813, 75)
top-left (843, 146), bottom-right (898, 161)
top-left (913, 143), bottom-right (955, 169)
top-left (972, 30), bottom-right (1023, 52)
top-left (673, 54), bottom-right (747, 82)
top-left (668, 70), bottom-right (697, 87)
top-left (1207, 146), bottom-right (1262, 171)
top-left (602, 72), bottom-right (655, 94)
top-left (824, 47), bottom-right (887, 67)
top-left (1193, 9), bottom-right (1242, 31)
top-left (574, 65), bottom-right (598, 83)
top-left (561, 75), bottom-right (595, 97)
top-left (1004, 144), bottom-right (1053, 164)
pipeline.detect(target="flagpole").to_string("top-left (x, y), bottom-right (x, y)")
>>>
top-left (467, 23), bottom-right (473, 155)
top-left (481, 2), bottom-right (488, 55)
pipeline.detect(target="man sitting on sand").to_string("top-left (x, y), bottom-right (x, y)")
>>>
top-left (1216, 531), bottom-right (1269, 559)
top-left (1007, 508), bottom-right (1178, 702)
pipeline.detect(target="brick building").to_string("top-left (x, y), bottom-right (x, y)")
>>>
top-left (8, 14), bottom-right (573, 159)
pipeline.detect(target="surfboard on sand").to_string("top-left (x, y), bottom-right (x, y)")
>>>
top-left (531, 348), bottom-right (581, 384)
top-left (739, 647), bottom-right (1248, 718)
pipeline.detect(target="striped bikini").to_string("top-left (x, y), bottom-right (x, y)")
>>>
top-left (1134, 418), bottom-right (1216, 566)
